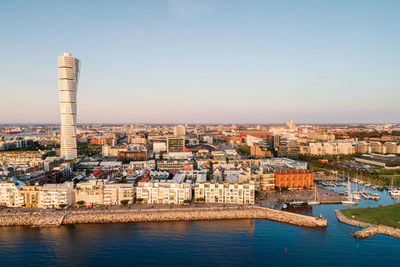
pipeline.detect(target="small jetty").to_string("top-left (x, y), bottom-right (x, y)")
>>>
top-left (335, 209), bottom-right (400, 239)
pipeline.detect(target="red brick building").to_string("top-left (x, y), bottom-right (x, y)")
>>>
top-left (274, 169), bottom-right (313, 189)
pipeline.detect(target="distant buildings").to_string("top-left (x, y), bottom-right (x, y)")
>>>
top-left (286, 120), bottom-right (296, 131)
top-left (167, 137), bottom-right (185, 152)
top-left (304, 142), bottom-right (355, 155)
top-left (58, 52), bottom-right (80, 160)
top-left (174, 125), bottom-right (186, 137)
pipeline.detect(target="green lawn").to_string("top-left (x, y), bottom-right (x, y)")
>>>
top-left (341, 203), bottom-right (400, 229)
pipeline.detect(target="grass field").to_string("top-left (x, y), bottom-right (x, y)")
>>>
top-left (341, 203), bottom-right (400, 229)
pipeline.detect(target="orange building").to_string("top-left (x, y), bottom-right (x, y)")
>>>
top-left (274, 169), bottom-right (313, 189)
top-left (250, 144), bottom-right (268, 158)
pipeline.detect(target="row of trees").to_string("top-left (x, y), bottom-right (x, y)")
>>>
top-left (337, 130), bottom-right (400, 139)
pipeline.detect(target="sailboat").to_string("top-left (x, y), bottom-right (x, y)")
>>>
top-left (342, 176), bottom-right (357, 205)
top-left (308, 185), bottom-right (320, 205)
top-left (352, 175), bottom-right (361, 200)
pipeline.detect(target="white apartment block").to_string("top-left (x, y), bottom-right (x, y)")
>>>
top-left (103, 183), bottom-right (134, 205)
top-left (130, 160), bottom-right (156, 170)
top-left (39, 181), bottom-right (74, 209)
top-left (102, 145), bottom-right (124, 157)
top-left (194, 182), bottom-right (255, 205)
top-left (74, 179), bottom-right (105, 205)
top-left (153, 142), bottom-right (167, 153)
top-left (163, 152), bottom-right (193, 160)
top-left (0, 182), bottom-right (24, 207)
top-left (136, 182), bottom-right (192, 205)
top-left (307, 142), bottom-right (355, 155)
top-left (174, 125), bottom-right (186, 137)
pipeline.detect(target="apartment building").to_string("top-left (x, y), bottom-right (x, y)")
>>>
top-left (19, 185), bottom-right (41, 207)
top-left (129, 160), bottom-right (156, 170)
top-left (136, 182), bottom-right (191, 205)
top-left (174, 125), bottom-right (186, 137)
top-left (194, 181), bottom-right (255, 204)
top-left (102, 145), bottom-right (124, 157)
top-left (166, 137), bottom-right (185, 152)
top-left (307, 142), bottom-right (354, 155)
top-left (250, 144), bottom-right (268, 158)
top-left (259, 172), bottom-right (275, 191)
top-left (355, 142), bottom-right (371, 154)
top-left (211, 151), bottom-right (226, 161)
top-left (74, 179), bottom-right (105, 205)
top-left (0, 181), bottom-right (23, 207)
top-left (274, 169), bottom-right (313, 189)
top-left (39, 181), bottom-right (74, 209)
top-left (157, 160), bottom-right (192, 172)
top-left (384, 142), bottom-right (400, 154)
top-left (103, 183), bottom-right (134, 205)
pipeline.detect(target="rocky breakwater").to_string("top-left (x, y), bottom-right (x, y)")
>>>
top-left (335, 209), bottom-right (400, 239)
top-left (0, 211), bottom-right (66, 227)
top-left (63, 206), bottom-right (327, 228)
top-left (0, 206), bottom-right (327, 228)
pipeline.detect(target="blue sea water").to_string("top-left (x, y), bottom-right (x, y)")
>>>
top-left (0, 186), bottom-right (399, 266)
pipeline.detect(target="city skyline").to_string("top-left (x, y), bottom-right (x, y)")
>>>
top-left (1, 0), bottom-right (400, 124)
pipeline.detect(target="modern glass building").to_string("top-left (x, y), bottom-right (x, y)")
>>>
top-left (58, 52), bottom-right (80, 160)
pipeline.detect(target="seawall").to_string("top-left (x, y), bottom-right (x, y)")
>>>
top-left (335, 209), bottom-right (400, 239)
top-left (62, 206), bottom-right (327, 227)
top-left (0, 206), bottom-right (327, 228)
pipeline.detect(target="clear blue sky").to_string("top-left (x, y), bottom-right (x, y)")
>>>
top-left (1, 0), bottom-right (399, 124)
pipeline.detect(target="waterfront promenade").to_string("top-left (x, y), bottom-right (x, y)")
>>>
top-left (0, 205), bottom-right (327, 228)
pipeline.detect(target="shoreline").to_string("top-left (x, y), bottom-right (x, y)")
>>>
top-left (335, 209), bottom-right (400, 239)
top-left (0, 205), bottom-right (327, 228)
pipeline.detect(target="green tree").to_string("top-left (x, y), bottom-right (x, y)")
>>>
top-left (120, 200), bottom-right (130, 206)
top-left (193, 160), bottom-right (198, 170)
top-left (236, 145), bottom-right (251, 156)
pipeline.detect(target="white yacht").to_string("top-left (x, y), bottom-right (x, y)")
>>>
top-left (342, 177), bottom-right (357, 205)
top-left (390, 190), bottom-right (400, 197)
top-left (308, 186), bottom-right (320, 205)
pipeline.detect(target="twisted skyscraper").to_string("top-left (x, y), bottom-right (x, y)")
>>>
top-left (58, 52), bottom-right (80, 160)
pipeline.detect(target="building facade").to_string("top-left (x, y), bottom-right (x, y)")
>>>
top-left (19, 185), bottom-right (41, 207)
top-left (0, 182), bottom-right (23, 207)
top-left (194, 182), bottom-right (255, 204)
top-left (58, 52), bottom-right (80, 160)
top-left (103, 183), bottom-right (134, 205)
top-left (39, 181), bottom-right (74, 209)
top-left (136, 182), bottom-right (192, 205)
top-left (274, 169), bottom-right (314, 189)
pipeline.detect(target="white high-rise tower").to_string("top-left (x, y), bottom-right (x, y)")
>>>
top-left (58, 52), bottom-right (80, 160)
